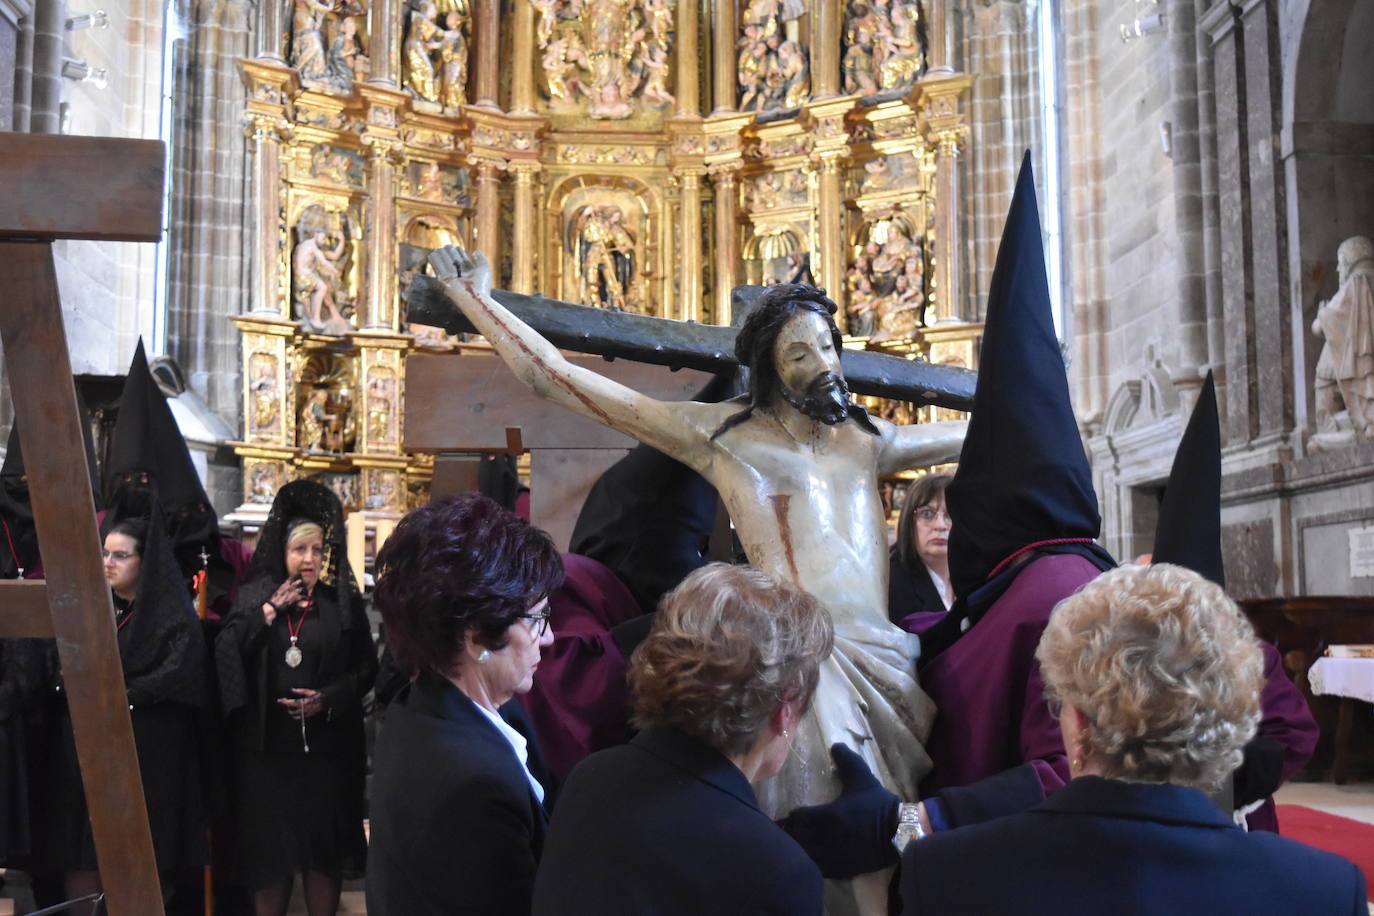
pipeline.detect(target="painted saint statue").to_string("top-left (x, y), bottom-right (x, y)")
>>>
top-left (431, 245), bottom-right (965, 916)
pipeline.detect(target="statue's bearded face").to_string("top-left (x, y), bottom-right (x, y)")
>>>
top-left (771, 310), bottom-right (852, 425)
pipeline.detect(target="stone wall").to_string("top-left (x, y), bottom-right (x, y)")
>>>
top-left (1075, 0), bottom-right (1374, 595)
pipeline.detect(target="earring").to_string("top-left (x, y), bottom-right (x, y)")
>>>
top-left (478, 649), bottom-right (491, 663)
top-left (1071, 757), bottom-right (1082, 775)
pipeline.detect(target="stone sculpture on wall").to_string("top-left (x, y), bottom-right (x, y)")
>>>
top-left (249, 352), bottom-right (280, 436)
top-left (737, 0), bottom-right (810, 113)
top-left (1311, 234), bottom-right (1374, 448)
top-left (405, 0), bottom-right (469, 107)
top-left (537, 0), bottom-right (676, 119)
top-left (571, 203), bottom-right (643, 311)
top-left (291, 205), bottom-right (355, 335)
top-left (842, 0), bottom-right (926, 96)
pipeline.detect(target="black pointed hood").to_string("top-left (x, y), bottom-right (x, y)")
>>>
top-left (107, 339), bottom-right (218, 571)
top-left (570, 369), bottom-right (743, 614)
top-left (1152, 372), bottom-right (1223, 587)
top-left (945, 153), bottom-right (1108, 600)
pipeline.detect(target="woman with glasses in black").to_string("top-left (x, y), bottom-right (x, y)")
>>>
top-left (367, 493), bottom-right (563, 916)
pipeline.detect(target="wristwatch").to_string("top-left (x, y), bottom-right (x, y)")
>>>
top-left (892, 802), bottom-right (926, 853)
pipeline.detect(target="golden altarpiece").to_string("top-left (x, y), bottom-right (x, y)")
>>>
top-left (228, 0), bottom-right (981, 562)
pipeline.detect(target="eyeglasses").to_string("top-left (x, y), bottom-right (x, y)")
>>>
top-left (916, 507), bottom-right (951, 524)
top-left (520, 609), bottom-right (552, 638)
top-left (101, 549), bottom-right (136, 562)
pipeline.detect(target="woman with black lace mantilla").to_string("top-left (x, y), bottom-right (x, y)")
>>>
top-left (215, 480), bottom-right (377, 916)
top-left (39, 487), bottom-right (209, 905)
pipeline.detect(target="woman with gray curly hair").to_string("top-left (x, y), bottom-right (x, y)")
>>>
top-left (896, 563), bottom-right (1365, 915)
top-left (532, 563), bottom-right (834, 916)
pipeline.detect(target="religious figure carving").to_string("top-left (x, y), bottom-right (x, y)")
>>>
top-left (537, 0), bottom-right (675, 119)
top-left (249, 354), bottom-right (279, 434)
top-left (367, 369), bottom-right (397, 444)
top-left (438, 10), bottom-right (470, 108)
top-left (842, 0), bottom-right (926, 95)
top-left (325, 15), bottom-right (369, 91)
top-left (432, 246), bottom-right (966, 916)
top-left (291, 208), bottom-right (354, 335)
top-left (1311, 235), bottom-right (1374, 447)
top-left (403, 1), bottom-right (445, 102)
top-left (298, 388), bottom-right (340, 452)
top-left (737, 0), bottom-right (809, 112)
top-left (572, 203), bottom-right (642, 312)
top-left (291, 0), bottom-right (334, 82)
top-left (249, 463), bottom-right (280, 503)
top-left (310, 144), bottom-right (358, 184)
top-left (849, 221), bottom-right (926, 341)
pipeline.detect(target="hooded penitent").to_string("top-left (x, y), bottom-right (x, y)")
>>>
top-left (107, 339), bottom-right (222, 581)
top-left (569, 369), bottom-right (743, 615)
top-left (99, 486), bottom-right (210, 709)
top-left (918, 154), bottom-right (1116, 797)
top-left (1150, 372), bottom-right (1318, 833)
top-left (0, 423), bottom-right (38, 579)
top-left (934, 152), bottom-right (1115, 651)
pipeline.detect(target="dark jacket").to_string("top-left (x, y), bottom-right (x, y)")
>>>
top-left (887, 549), bottom-right (949, 626)
top-left (533, 724), bottom-right (822, 916)
top-left (900, 776), bottom-right (1367, 915)
top-left (367, 671), bottom-right (551, 916)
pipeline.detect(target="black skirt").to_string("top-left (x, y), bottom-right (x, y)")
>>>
top-left (43, 699), bottom-right (208, 872)
top-left (235, 745), bottom-right (367, 889)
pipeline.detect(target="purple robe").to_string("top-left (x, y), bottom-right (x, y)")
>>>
top-left (919, 553), bottom-right (1104, 796)
top-left (516, 553), bottom-right (643, 783)
top-left (1246, 640), bottom-right (1319, 833)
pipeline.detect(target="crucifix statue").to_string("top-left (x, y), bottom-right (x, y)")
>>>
top-left (431, 246), bottom-right (966, 915)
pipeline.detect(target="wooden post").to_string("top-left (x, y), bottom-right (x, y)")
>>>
top-left (511, 162), bottom-right (539, 294)
top-left (474, 160), bottom-right (504, 272)
top-left (511, 0), bottom-right (536, 113)
top-left (0, 132), bottom-right (168, 916)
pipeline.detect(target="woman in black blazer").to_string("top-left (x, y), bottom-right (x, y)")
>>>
top-left (533, 563), bottom-right (833, 916)
top-left (887, 473), bottom-right (954, 629)
top-left (367, 493), bottom-right (564, 916)
top-left (899, 564), bottom-right (1366, 915)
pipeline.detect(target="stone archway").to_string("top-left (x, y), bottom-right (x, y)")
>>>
top-left (1283, 0), bottom-right (1374, 429)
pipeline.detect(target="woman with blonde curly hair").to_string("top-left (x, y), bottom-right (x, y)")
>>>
top-left (532, 563), bottom-right (834, 916)
top-left (896, 563), bottom-right (1365, 915)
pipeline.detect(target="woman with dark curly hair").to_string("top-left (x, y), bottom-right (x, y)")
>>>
top-left (367, 492), bottom-right (564, 916)
top-left (532, 562), bottom-right (834, 916)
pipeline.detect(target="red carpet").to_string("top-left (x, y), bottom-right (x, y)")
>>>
top-left (1276, 804), bottom-right (1374, 894)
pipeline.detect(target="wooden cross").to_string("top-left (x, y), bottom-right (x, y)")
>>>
top-left (0, 131), bottom-right (167, 916)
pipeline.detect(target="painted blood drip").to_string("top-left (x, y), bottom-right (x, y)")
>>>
top-left (467, 280), bottom-right (617, 427)
top-left (769, 494), bottom-right (801, 585)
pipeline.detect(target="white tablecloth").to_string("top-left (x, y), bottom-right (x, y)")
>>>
top-left (1309, 657), bottom-right (1374, 704)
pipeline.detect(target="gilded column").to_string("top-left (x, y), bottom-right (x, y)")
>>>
top-left (678, 170), bottom-right (704, 320)
top-left (364, 144), bottom-right (402, 329)
top-left (926, 0), bottom-right (949, 72)
top-left (367, 0), bottom-right (399, 86)
top-left (473, 0), bottom-right (502, 108)
top-left (474, 161), bottom-right (504, 270)
top-left (245, 114), bottom-right (289, 316)
top-left (510, 162), bottom-right (539, 293)
top-left (511, 0), bottom-right (536, 113)
top-left (712, 0), bottom-right (738, 113)
top-left (931, 133), bottom-right (963, 322)
top-left (256, 0), bottom-right (285, 61)
top-left (710, 165), bottom-right (740, 322)
top-left (813, 0), bottom-right (841, 97)
top-left (675, 0), bottom-right (700, 118)
top-left (816, 158), bottom-right (846, 322)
